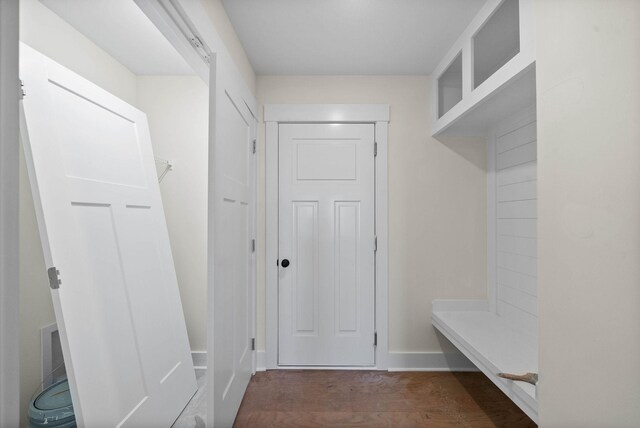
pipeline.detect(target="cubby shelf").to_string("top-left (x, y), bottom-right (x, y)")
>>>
top-left (432, 0), bottom-right (536, 137)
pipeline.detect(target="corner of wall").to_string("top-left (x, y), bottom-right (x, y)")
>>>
top-left (199, 0), bottom-right (257, 95)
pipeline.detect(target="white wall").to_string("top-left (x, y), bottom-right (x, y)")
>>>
top-left (18, 0), bottom-right (138, 424)
top-left (20, 0), bottom-right (137, 105)
top-left (256, 76), bottom-right (487, 355)
top-left (136, 76), bottom-right (209, 353)
top-left (200, 0), bottom-right (256, 94)
top-left (0, 1), bottom-right (20, 426)
top-left (536, 0), bottom-right (640, 426)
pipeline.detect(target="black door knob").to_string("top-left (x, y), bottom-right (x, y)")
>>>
top-left (281, 259), bottom-right (290, 268)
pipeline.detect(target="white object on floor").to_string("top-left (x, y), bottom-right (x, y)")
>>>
top-left (20, 43), bottom-right (196, 427)
top-left (172, 369), bottom-right (207, 428)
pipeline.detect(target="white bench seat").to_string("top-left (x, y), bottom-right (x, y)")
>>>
top-left (432, 299), bottom-right (538, 423)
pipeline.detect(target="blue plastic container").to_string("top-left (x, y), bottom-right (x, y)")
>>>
top-left (28, 379), bottom-right (76, 428)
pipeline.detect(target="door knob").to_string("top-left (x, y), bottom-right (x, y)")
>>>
top-left (281, 259), bottom-right (290, 268)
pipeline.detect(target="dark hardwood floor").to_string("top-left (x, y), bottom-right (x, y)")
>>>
top-left (234, 370), bottom-right (537, 427)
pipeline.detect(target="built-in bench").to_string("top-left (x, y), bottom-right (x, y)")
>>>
top-left (432, 300), bottom-right (538, 423)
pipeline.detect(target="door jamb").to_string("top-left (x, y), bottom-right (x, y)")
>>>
top-left (264, 104), bottom-right (390, 370)
top-left (0, 1), bottom-right (20, 425)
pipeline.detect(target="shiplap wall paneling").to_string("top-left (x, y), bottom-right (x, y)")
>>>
top-left (494, 110), bottom-right (537, 339)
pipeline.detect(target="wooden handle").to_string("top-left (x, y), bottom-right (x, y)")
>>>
top-left (497, 372), bottom-right (538, 385)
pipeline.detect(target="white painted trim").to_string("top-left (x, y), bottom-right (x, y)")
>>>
top-left (250, 105), bottom-right (258, 376)
top-left (260, 350), bottom-right (478, 372)
top-left (191, 351), bottom-right (207, 370)
top-left (256, 351), bottom-right (266, 372)
top-left (264, 121), bottom-right (279, 370)
top-left (41, 323), bottom-right (60, 387)
top-left (0, 1), bottom-right (20, 426)
top-left (487, 131), bottom-right (497, 314)
top-left (272, 366), bottom-right (384, 371)
top-left (264, 104), bottom-right (389, 123)
top-left (374, 121), bottom-right (389, 371)
top-left (432, 299), bottom-right (489, 312)
top-left (265, 104), bottom-right (390, 370)
top-left (387, 352), bottom-right (477, 372)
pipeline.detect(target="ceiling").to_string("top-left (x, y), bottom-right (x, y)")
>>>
top-left (41, 0), bottom-right (194, 75)
top-left (221, 0), bottom-right (486, 75)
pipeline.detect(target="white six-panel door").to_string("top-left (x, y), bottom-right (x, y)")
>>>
top-left (19, 44), bottom-right (197, 427)
top-left (278, 124), bottom-right (375, 366)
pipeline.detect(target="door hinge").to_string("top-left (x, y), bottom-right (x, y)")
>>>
top-left (251, 338), bottom-right (256, 351)
top-left (252, 139), bottom-right (257, 154)
top-left (251, 239), bottom-right (256, 253)
top-left (374, 142), bottom-right (378, 157)
top-left (47, 267), bottom-right (61, 290)
top-left (19, 79), bottom-right (25, 99)
top-left (374, 332), bottom-right (378, 347)
top-left (374, 235), bottom-right (378, 252)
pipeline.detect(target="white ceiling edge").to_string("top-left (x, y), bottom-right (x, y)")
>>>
top-left (221, 0), bottom-right (486, 75)
top-left (40, 0), bottom-right (195, 76)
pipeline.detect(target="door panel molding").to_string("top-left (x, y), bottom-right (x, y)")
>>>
top-left (265, 104), bottom-right (389, 370)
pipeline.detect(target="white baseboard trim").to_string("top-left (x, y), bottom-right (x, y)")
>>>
top-left (191, 351), bottom-right (207, 369)
top-left (387, 352), bottom-right (478, 372)
top-left (254, 350), bottom-right (477, 372)
top-left (256, 350), bottom-right (266, 372)
top-left (194, 350), bottom-right (267, 371)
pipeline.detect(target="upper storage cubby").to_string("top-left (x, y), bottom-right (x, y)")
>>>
top-left (438, 52), bottom-right (463, 118)
top-left (473, 0), bottom-right (520, 88)
top-left (432, 0), bottom-right (535, 137)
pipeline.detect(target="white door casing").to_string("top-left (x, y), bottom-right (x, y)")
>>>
top-left (19, 44), bottom-right (197, 427)
top-left (208, 52), bottom-right (257, 427)
top-left (278, 124), bottom-right (375, 366)
top-left (264, 104), bottom-right (390, 370)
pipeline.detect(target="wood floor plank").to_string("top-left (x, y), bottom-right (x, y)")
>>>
top-left (234, 371), bottom-right (537, 427)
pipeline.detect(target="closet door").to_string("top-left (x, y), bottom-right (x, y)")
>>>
top-left (208, 52), bottom-right (257, 427)
top-left (19, 44), bottom-right (196, 427)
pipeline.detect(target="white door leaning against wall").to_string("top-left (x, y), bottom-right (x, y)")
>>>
top-left (19, 43), bottom-right (196, 427)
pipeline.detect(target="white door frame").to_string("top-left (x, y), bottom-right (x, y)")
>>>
top-left (0, 1), bottom-right (20, 426)
top-left (265, 104), bottom-right (389, 370)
